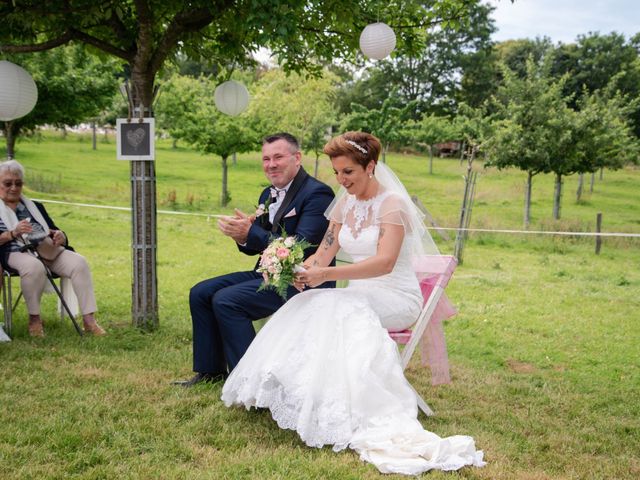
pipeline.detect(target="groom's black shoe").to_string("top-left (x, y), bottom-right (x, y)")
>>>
top-left (172, 372), bottom-right (227, 387)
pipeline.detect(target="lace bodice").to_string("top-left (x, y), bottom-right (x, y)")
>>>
top-left (332, 189), bottom-right (418, 285)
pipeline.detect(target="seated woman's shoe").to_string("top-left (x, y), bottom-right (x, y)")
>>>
top-left (83, 322), bottom-right (106, 336)
top-left (28, 315), bottom-right (45, 337)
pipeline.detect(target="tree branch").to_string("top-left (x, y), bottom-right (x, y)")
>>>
top-left (0, 31), bottom-right (74, 53)
top-left (149, 6), bottom-right (216, 75)
top-left (69, 28), bottom-right (134, 62)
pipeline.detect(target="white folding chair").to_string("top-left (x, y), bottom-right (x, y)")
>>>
top-left (388, 255), bottom-right (458, 416)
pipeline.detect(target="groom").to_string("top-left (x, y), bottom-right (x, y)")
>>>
top-left (174, 133), bottom-right (335, 386)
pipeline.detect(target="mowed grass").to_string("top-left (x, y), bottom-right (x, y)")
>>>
top-left (0, 132), bottom-right (639, 479)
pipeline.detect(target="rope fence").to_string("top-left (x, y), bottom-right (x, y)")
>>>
top-left (34, 198), bottom-right (640, 239)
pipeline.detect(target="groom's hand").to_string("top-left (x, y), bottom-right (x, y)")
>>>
top-left (217, 209), bottom-right (252, 244)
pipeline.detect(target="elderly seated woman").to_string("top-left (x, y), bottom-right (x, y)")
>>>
top-left (0, 160), bottom-right (105, 337)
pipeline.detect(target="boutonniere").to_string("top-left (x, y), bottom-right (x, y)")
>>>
top-left (255, 196), bottom-right (273, 217)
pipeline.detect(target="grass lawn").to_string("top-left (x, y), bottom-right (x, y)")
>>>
top-left (1, 132), bottom-right (639, 479)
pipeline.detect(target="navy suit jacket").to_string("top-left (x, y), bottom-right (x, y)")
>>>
top-left (239, 167), bottom-right (335, 267)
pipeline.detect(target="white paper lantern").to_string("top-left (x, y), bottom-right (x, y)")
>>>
top-left (214, 80), bottom-right (250, 116)
top-left (359, 22), bottom-right (397, 60)
top-left (0, 60), bottom-right (38, 121)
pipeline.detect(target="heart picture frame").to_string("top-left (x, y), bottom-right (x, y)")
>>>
top-left (116, 118), bottom-right (155, 160)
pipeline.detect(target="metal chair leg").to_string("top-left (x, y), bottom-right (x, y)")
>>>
top-left (2, 270), bottom-right (12, 336)
top-left (12, 290), bottom-right (22, 313)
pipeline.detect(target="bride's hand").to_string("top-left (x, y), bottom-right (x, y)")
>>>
top-left (295, 265), bottom-right (327, 289)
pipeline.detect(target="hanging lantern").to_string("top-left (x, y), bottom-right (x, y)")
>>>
top-left (359, 22), bottom-right (397, 60)
top-left (214, 80), bottom-right (250, 116)
top-left (0, 60), bottom-right (38, 121)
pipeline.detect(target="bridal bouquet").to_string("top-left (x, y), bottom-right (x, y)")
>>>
top-left (257, 233), bottom-right (311, 300)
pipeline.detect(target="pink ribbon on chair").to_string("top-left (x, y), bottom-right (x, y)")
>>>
top-left (418, 275), bottom-right (455, 385)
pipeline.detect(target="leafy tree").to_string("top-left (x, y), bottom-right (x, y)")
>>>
top-left (408, 114), bottom-right (459, 174)
top-left (0, 0), bottom-right (478, 327)
top-left (572, 88), bottom-right (640, 200)
top-left (485, 55), bottom-right (576, 224)
top-left (248, 69), bottom-right (338, 156)
top-left (334, 0), bottom-right (497, 118)
top-left (453, 102), bottom-right (492, 160)
top-left (1, 0), bottom-right (475, 111)
top-left (341, 97), bottom-right (415, 162)
top-left (1, 45), bottom-right (119, 158)
top-left (493, 38), bottom-right (555, 78)
top-left (554, 32), bottom-right (640, 136)
top-left (154, 74), bottom-right (257, 206)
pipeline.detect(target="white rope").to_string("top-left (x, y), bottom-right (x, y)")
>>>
top-left (32, 198), bottom-right (216, 218)
top-left (433, 226), bottom-right (640, 238)
top-left (33, 198), bottom-right (640, 238)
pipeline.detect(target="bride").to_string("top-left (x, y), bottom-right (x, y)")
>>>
top-left (221, 132), bottom-right (485, 475)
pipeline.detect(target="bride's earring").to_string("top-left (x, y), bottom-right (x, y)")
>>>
top-left (368, 173), bottom-right (373, 178)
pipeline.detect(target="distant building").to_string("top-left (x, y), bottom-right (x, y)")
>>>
top-left (433, 141), bottom-right (461, 157)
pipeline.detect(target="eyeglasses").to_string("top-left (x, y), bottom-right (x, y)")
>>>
top-left (1, 180), bottom-right (23, 188)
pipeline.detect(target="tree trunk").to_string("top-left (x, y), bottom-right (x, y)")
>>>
top-left (172, 137), bottom-right (177, 149)
top-left (3, 122), bottom-right (16, 160)
top-left (314, 154), bottom-right (319, 178)
top-left (576, 172), bottom-right (584, 202)
top-left (599, 167), bottom-right (604, 180)
top-left (553, 173), bottom-right (563, 220)
top-left (128, 69), bottom-right (158, 330)
top-left (91, 122), bottom-right (97, 150)
top-left (428, 146), bottom-right (433, 175)
top-left (221, 155), bottom-right (229, 206)
top-left (590, 171), bottom-right (595, 193)
top-left (524, 171), bottom-right (532, 229)
top-left (382, 143), bottom-right (389, 163)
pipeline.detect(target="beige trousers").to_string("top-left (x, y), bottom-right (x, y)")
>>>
top-left (7, 250), bottom-right (97, 315)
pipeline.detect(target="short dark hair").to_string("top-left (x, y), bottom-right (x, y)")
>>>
top-left (323, 131), bottom-right (381, 169)
top-left (263, 132), bottom-right (300, 152)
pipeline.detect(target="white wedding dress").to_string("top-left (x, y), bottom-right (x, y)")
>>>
top-left (222, 188), bottom-right (485, 475)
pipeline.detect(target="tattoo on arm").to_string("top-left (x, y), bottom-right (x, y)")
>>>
top-left (377, 227), bottom-right (385, 248)
top-left (323, 225), bottom-right (335, 250)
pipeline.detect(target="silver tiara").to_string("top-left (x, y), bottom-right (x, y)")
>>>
top-left (346, 139), bottom-right (367, 155)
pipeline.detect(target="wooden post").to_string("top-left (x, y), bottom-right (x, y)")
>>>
top-left (595, 212), bottom-right (602, 254)
top-left (131, 149), bottom-right (158, 329)
top-left (454, 147), bottom-right (478, 265)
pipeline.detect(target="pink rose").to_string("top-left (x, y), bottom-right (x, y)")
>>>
top-left (276, 247), bottom-right (290, 259)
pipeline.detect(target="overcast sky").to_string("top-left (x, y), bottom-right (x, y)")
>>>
top-left (487, 0), bottom-right (640, 44)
